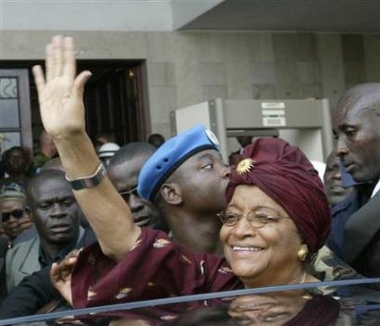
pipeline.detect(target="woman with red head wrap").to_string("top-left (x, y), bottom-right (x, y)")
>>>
top-left (220, 137), bottom-right (331, 287)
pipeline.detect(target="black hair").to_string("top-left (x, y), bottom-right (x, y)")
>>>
top-left (108, 142), bottom-right (156, 167)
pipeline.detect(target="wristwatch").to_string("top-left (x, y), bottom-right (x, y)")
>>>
top-left (65, 162), bottom-right (107, 191)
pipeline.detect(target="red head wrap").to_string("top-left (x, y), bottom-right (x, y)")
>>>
top-left (225, 138), bottom-right (331, 253)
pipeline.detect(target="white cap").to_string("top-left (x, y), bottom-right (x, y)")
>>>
top-left (97, 142), bottom-right (120, 159)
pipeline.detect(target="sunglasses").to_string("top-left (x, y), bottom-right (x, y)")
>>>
top-left (2, 208), bottom-right (28, 223)
top-left (118, 186), bottom-right (139, 199)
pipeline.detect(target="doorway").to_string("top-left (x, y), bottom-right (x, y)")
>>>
top-left (0, 60), bottom-right (149, 155)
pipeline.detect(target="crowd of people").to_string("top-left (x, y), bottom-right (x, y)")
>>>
top-left (0, 35), bottom-right (379, 324)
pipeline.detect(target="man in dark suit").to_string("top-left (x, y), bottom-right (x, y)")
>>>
top-left (332, 83), bottom-right (380, 277)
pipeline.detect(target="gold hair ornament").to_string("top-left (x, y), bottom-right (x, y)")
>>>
top-left (236, 158), bottom-right (255, 175)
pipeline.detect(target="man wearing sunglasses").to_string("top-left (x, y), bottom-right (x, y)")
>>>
top-left (0, 182), bottom-right (31, 304)
top-left (0, 183), bottom-right (31, 246)
top-left (107, 141), bottom-right (167, 232)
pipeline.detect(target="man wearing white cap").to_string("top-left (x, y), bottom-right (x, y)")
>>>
top-left (97, 142), bottom-right (120, 167)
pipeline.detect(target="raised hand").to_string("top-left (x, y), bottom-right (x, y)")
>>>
top-left (33, 35), bottom-right (139, 268)
top-left (32, 35), bottom-right (92, 139)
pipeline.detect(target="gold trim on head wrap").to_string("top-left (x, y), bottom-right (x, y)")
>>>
top-left (236, 158), bottom-right (255, 175)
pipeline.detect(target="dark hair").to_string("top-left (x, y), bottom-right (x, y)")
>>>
top-left (2, 146), bottom-right (31, 173)
top-left (26, 169), bottom-right (67, 206)
top-left (108, 142), bottom-right (156, 167)
top-left (147, 133), bottom-right (165, 148)
top-left (2, 146), bottom-right (29, 161)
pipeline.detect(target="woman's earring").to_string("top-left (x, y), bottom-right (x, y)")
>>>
top-left (297, 245), bottom-right (308, 262)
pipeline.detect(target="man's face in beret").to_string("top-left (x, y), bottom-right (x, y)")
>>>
top-left (171, 149), bottom-right (230, 214)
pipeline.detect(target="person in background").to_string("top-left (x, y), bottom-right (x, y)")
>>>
top-left (40, 157), bottom-right (65, 172)
top-left (107, 142), bottom-right (166, 231)
top-left (0, 146), bottom-right (31, 190)
top-left (0, 142), bottom-right (162, 318)
top-left (332, 83), bottom-right (380, 277)
top-left (322, 150), bottom-right (363, 267)
top-left (33, 130), bottom-right (58, 174)
top-left (324, 150), bottom-right (356, 207)
top-left (13, 157), bottom-right (67, 245)
top-left (139, 125), bottom-right (229, 255)
top-left (0, 156), bottom-right (33, 305)
top-left (147, 133), bottom-right (165, 148)
top-left (5, 169), bottom-right (83, 293)
top-left (97, 142), bottom-right (120, 167)
top-left (228, 135), bottom-right (252, 166)
top-left (93, 131), bottom-right (117, 152)
top-left (0, 183), bottom-right (32, 246)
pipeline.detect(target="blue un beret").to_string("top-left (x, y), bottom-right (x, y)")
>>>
top-left (138, 125), bottom-right (220, 201)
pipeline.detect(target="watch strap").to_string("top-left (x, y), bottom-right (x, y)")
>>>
top-left (65, 162), bottom-right (106, 191)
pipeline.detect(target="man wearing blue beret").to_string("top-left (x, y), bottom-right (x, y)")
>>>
top-left (138, 124), bottom-right (230, 255)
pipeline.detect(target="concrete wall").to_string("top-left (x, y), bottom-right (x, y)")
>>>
top-left (2, 31), bottom-right (380, 139)
top-left (2, 1), bottom-right (173, 31)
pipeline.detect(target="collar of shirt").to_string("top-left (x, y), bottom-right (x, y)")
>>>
top-left (38, 226), bottom-right (84, 266)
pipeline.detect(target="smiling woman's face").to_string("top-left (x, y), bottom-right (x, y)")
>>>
top-left (219, 185), bottom-right (304, 288)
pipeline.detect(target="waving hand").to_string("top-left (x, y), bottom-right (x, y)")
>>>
top-left (32, 35), bottom-right (91, 139)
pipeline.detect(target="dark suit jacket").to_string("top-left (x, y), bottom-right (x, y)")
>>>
top-left (327, 192), bottom-right (363, 259)
top-left (344, 190), bottom-right (380, 277)
top-left (0, 226), bottom-right (96, 318)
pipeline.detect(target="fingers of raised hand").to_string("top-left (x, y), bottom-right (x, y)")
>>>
top-left (32, 65), bottom-right (45, 97)
top-left (50, 35), bottom-right (63, 78)
top-left (45, 35), bottom-right (75, 82)
top-left (50, 262), bottom-right (61, 283)
top-left (66, 248), bottom-right (81, 259)
top-left (63, 36), bottom-right (76, 79)
top-left (73, 70), bottom-right (92, 97)
top-left (45, 41), bottom-right (54, 81)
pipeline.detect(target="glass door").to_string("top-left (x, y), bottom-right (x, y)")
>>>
top-left (0, 69), bottom-right (32, 156)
